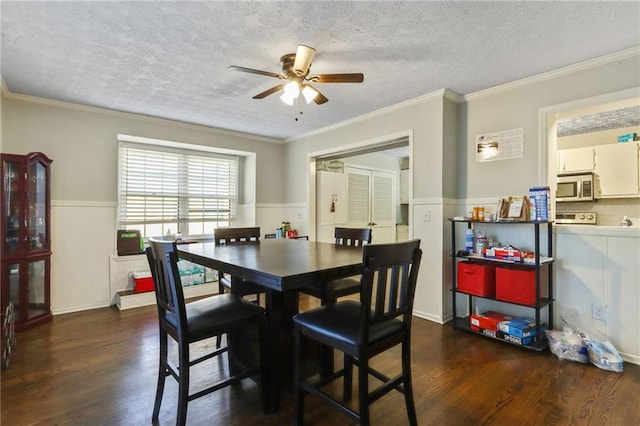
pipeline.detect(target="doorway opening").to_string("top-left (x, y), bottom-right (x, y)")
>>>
top-left (539, 87), bottom-right (639, 224)
top-left (307, 131), bottom-right (413, 242)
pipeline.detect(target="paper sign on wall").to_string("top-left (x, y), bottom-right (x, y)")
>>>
top-left (475, 128), bottom-right (523, 162)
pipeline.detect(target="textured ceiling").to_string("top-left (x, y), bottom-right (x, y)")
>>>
top-left (557, 106), bottom-right (640, 138)
top-left (2, 1), bottom-right (640, 141)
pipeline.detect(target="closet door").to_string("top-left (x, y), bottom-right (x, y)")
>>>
top-left (345, 166), bottom-right (395, 243)
top-left (370, 170), bottom-right (394, 243)
top-left (346, 167), bottom-right (371, 228)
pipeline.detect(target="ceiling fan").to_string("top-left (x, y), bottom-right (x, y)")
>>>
top-left (229, 44), bottom-right (364, 105)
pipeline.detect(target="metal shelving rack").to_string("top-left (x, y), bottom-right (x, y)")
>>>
top-left (449, 219), bottom-right (554, 352)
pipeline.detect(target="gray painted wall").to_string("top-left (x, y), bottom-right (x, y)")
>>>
top-left (461, 54), bottom-right (640, 199)
top-left (2, 97), bottom-right (286, 203)
top-left (285, 91), bottom-right (446, 201)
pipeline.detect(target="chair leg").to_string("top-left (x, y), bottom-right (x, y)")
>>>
top-left (152, 330), bottom-right (168, 421)
top-left (402, 337), bottom-right (418, 426)
top-left (358, 353), bottom-right (370, 426)
top-left (177, 341), bottom-right (190, 426)
top-left (293, 325), bottom-right (305, 426)
top-left (343, 354), bottom-right (353, 402)
top-left (258, 319), bottom-right (271, 414)
top-left (216, 280), bottom-right (226, 349)
top-left (319, 291), bottom-right (336, 377)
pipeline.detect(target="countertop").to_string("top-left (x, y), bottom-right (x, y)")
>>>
top-left (555, 224), bottom-right (640, 237)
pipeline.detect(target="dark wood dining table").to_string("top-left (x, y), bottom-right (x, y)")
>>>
top-left (177, 238), bottom-right (364, 412)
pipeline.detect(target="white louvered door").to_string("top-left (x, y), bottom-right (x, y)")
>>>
top-left (345, 166), bottom-right (395, 243)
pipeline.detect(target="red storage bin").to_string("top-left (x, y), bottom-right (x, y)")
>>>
top-left (495, 266), bottom-right (546, 305)
top-left (457, 261), bottom-right (495, 297)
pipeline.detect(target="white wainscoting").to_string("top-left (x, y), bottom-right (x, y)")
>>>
top-left (409, 198), bottom-right (458, 324)
top-left (51, 201), bottom-right (116, 315)
top-left (49, 202), bottom-right (304, 315)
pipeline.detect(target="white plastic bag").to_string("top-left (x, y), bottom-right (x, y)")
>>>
top-left (546, 328), bottom-right (589, 363)
top-left (559, 309), bottom-right (623, 373)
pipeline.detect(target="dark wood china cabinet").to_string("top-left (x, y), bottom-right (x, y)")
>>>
top-left (1, 152), bottom-right (53, 331)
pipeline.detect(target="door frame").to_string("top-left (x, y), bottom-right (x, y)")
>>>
top-left (306, 130), bottom-right (414, 241)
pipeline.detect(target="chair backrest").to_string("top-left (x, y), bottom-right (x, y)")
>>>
top-left (146, 237), bottom-right (188, 334)
top-left (214, 227), bottom-right (261, 245)
top-left (358, 239), bottom-right (422, 343)
top-left (334, 227), bottom-right (372, 247)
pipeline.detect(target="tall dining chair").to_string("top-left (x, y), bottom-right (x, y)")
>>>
top-left (214, 227), bottom-right (264, 303)
top-left (293, 239), bottom-right (422, 426)
top-left (300, 227), bottom-right (372, 305)
top-left (146, 237), bottom-right (268, 426)
top-left (213, 227), bottom-right (264, 348)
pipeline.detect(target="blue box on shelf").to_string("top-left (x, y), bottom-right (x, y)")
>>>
top-left (498, 317), bottom-right (545, 338)
top-left (529, 186), bottom-right (550, 221)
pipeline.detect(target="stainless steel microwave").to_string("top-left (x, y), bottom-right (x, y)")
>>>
top-left (556, 172), bottom-right (595, 202)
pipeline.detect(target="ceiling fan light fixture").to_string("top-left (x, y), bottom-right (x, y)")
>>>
top-left (301, 85), bottom-right (319, 104)
top-left (283, 80), bottom-right (300, 97)
top-left (280, 92), bottom-right (295, 105)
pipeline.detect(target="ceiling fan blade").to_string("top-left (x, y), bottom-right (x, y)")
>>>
top-left (308, 73), bottom-right (364, 83)
top-left (252, 84), bottom-right (285, 99)
top-left (293, 44), bottom-right (316, 76)
top-left (229, 65), bottom-right (284, 79)
top-left (308, 85), bottom-right (328, 105)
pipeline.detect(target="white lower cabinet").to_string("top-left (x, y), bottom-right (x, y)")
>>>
top-left (554, 227), bottom-right (640, 364)
top-left (396, 224), bottom-right (409, 241)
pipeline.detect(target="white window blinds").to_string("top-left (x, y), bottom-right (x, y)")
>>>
top-left (117, 142), bottom-right (238, 238)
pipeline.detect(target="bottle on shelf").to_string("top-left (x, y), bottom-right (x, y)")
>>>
top-left (475, 228), bottom-right (487, 255)
top-left (465, 225), bottom-right (474, 252)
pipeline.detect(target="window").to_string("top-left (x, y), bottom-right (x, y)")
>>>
top-left (117, 141), bottom-right (238, 239)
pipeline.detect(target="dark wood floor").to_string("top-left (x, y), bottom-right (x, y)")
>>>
top-left (2, 296), bottom-right (639, 425)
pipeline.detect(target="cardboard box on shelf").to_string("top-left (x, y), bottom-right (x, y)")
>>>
top-left (498, 317), bottom-right (546, 338)
top-left (529, 186), bottom-right (550, 221)
top-left (470, 311), bottom-right (514, 335)
top-left (503, 333), bottom-right (544, 346)
top-left (484, 247), bottom-right (525, 262)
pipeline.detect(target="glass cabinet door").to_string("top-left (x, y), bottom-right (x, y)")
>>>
top-left (6, 263), bottom-right (20, 312)
top-left (28, 159), bottom-right (49, 253)
top-left (3, 159), bottom-right (23, 256)
top-left (27, 259), bottom-right (48, 319)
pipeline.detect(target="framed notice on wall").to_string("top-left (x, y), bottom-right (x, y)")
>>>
top-left (475, 128), bottom-right (523, 162)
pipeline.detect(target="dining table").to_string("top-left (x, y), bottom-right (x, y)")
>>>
top-left (177, 237), bottom-right (364, 412)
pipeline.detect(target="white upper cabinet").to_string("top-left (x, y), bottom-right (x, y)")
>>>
top-left (594, 142), bottom-right (640, 198)
top-left (557, 146), bottom-right (595, 173)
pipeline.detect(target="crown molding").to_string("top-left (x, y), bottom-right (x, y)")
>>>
top-left (3, 91), bottom-right (285, 145)
top-left (287, 88), bottom-right (463, 143)
top-left (463, 46), bottom-right (640, 102)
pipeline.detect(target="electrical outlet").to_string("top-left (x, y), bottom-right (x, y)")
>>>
top-left (592, 303), bottom-right (607, 321)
